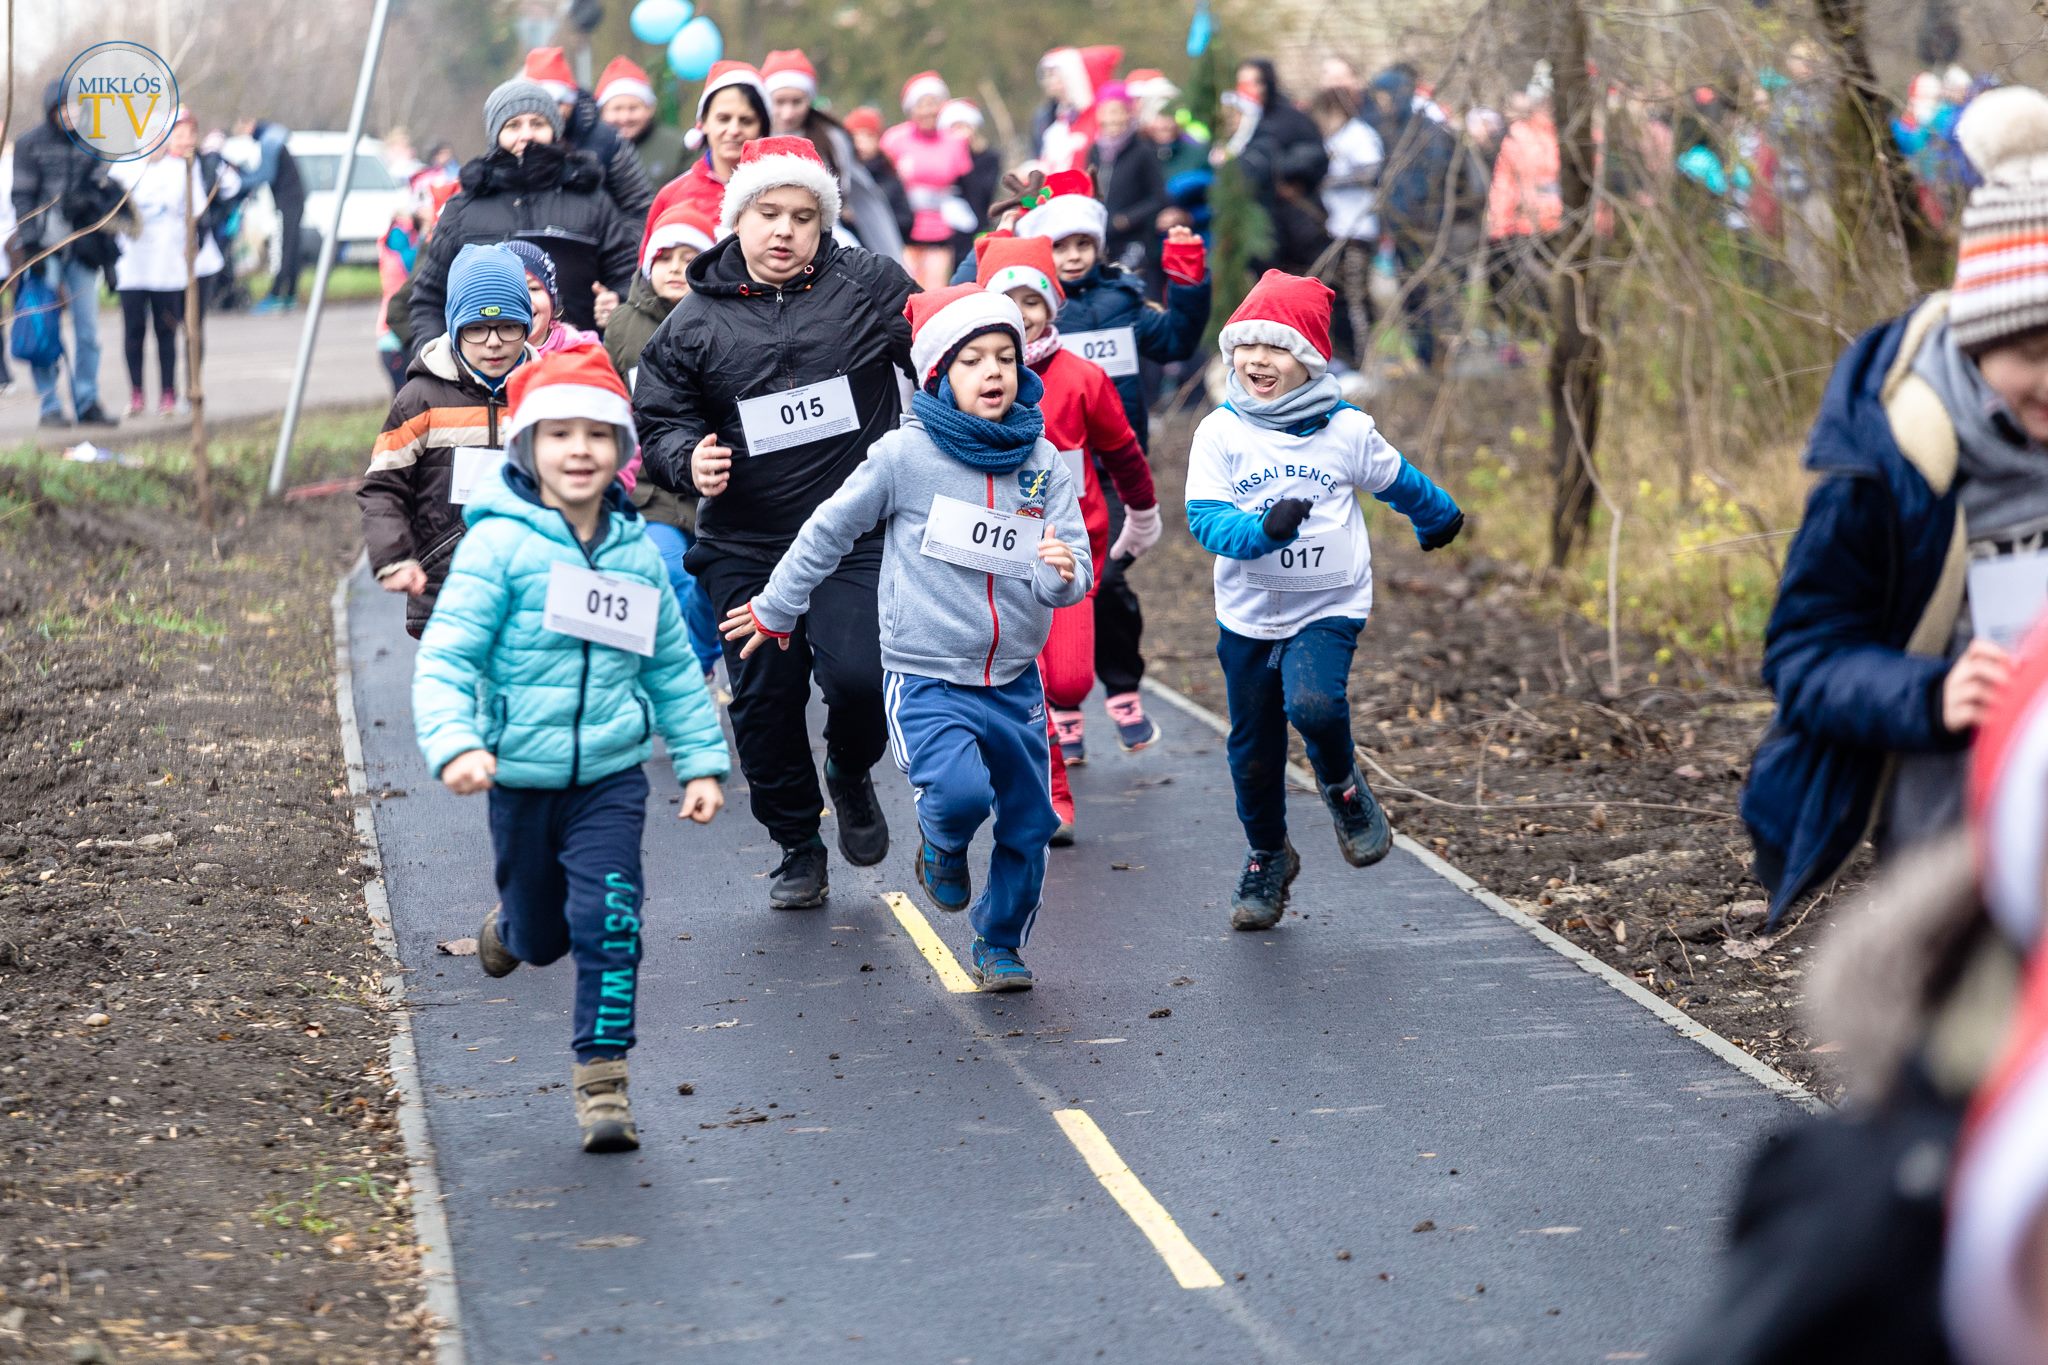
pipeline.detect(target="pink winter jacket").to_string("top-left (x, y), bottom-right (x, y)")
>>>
top-left (1487, 115), bottom-right (1564, 241)
top-left (880, 123), bottom-right (972, 244)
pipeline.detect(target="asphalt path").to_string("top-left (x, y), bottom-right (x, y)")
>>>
top-left (347, 561), bottom-right (1801, 1364)
top-left (3, 299), bottom-right (389, 447)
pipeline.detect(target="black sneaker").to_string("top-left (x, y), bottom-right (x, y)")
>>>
top-left (1323, 769), bottom-right (1393, 867)
top-left (1230, 843), bottom-right (1301, 931)
top-left (477, 904), bottom-right (519, 978)
top-left (769, 837), bottom-right (829, 909)
top-left (38, 412), bottom-right (71, 429)
top-left (73, 403), bottom-right (119, 428)
top-left (824, 759), bottom-right (889, 867)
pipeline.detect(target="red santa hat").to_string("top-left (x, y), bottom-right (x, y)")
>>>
top-left (695, 60), bottom-right (769, 125)
top-left (718, 135), bottom-right (843, 236)
top-left (762, 49), bottom-right (817, 100)
top-left (522, 46), bottom-right (579, 104)
top-left (1014, 168), bottom-right (1107, 248)
top-left (1217, 269), bottom-right (1336, 378)
top-left (640, 202), bottom-right (718, 276)
top-left (596, 56), bottom-right (656, 111)
top-left (901, 71), bottom-right (950, 113)
top-left (907, 284), bottom-right (1024, 387)
top-left (503, 342), bottom-right (637, 464)
top-left (843, 106), bottom-right (883, 138)
top-left (1039, 45), bottom-right (1123, 112)
top-left (974, 234), bottom-right (1064, 314)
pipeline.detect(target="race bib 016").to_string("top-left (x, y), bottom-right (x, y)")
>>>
top-left (919, 494), bottom-right (1041, 580)
top-left (736, 374), bottom-right (858, 455)
top-left (1243, 524), bottom-right (1356, 593)
top-left (448, 447), bottom-right (506, 505)
top-left (542, 561), bottom-right (661, 656)
top-left (1061, 327), bottom-right (1139, 379)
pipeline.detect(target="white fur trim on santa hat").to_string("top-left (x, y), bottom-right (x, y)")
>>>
top-left (911, 292), bottom-right (1024, 385)
top-left (718, 152), bottom-right (843, 236)
top-left (764, 68), bottom-right (817, 98)
top-left (983, 263), bottom-right (1058, 312)
top-left (696, 67), bottom-right (769, 125)
top-left (1217, 318), bottom-right (1329, 378)
top-left (598, 75), bottom-right (656, 110)
top-left (902, 72), bottom-right (950, 113)
top-left (1016, 193), bottom-right (1106, 248)
top-left (642, 221), bottom-right (716, 276)
top-left (502, 381), bottom-right (637, 448)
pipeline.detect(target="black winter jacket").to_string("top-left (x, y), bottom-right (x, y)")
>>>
top-left (565, 91), bottom-right (655, 221)
top-left (1089, 138), bottom-right (1167, 276)
top-left (633, 234), bottom-right (917, 560)
top-left (406, 142), bottom-right (639, 351)
top-left (1239, 101), bottom-right (1332, 275)
top-left (11, 81), bottom-right (125, 269)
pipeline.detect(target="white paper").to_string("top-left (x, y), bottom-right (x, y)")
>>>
top-left (1058, 448), bottom-right (1088, 491)
top-left (448, 447), bottom-right (505, 505)
top-left (1244, 524), bottom-right (1356, 592)
top-left (1061, 327), bottom-right (1140, 379)
top-left (735, 373), bottom-right (858, 455)
top-left (1970, 551), bottom-right (2048, 650)
top-left (919, 494), bottom-right (1041, 580)
top-left (542, 561), bottom-right (661, 656)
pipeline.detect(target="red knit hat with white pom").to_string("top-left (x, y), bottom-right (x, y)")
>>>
top-left (901, 71), bottom-right (950, 113)
top-left (596, 56), bottom-right (656, 111)
top-left (1015, 169), bottom-right (1107, 248)
top-left (640, 203), bottom-right (717, 277)
top-left (975, 234), bottom-right (1064, 313)
top-left (502, 342), bottom-right (636, 473)
top-left (1217, 269), bottom-right (1336, 378)
top-left (907, 285), bottom-right (1024, 387)
top-left (762, 50), bottom-right (817, 100)
top-left (1952, 86), bottom-right (2048, 351)
top-left (718, 135), bottom-right (842, 236)
top-left (523, 47), bottom-right (578, 104)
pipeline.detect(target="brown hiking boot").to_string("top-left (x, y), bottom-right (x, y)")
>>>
top-left (572, 1058), bottom-right (639, 1154)
top-left (477, 905), bottom-right (518, 978)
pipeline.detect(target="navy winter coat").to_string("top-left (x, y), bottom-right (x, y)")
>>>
top-left (1742, 299), bottom-right (1967, 923)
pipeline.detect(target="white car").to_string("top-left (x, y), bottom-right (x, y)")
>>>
top-left (223, 131), bottom-right (412, 276)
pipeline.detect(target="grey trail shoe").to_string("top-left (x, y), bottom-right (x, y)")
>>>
top-left (573, 1058), bottom-right (639, 1154)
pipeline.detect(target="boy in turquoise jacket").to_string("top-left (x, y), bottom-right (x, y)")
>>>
top-left (412, 343), bottom-right (729, 1153)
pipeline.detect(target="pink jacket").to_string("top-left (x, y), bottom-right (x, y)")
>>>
top-left (880, 123), bottom-right (972, 244)
top-left (1486, 115), bottom-right (1564, 241)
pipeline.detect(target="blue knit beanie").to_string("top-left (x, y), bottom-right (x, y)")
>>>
top-left (445, 243), bottom-right (534, 337)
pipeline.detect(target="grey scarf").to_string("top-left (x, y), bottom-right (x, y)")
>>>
top-left (1912, 322), bottom-right (2048, 543)
top-left (1224, 370), bottom-right (1345, 432)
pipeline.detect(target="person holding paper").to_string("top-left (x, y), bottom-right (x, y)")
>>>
top-left (723, 286), bottom-right (1091, 991)
top-left (412, 342), bottom-right (729, 1154)
top-left (1745, 86), bottom-right (2048, 924)
top-left (359, 244), bottom-right (537, 639)
top-left (634, 136), bottom-right (918, 912)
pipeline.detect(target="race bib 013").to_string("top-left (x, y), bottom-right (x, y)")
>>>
top-left (736, 374), bottom-right (858, 455)
top-left (542, 561), bottom-right (661, 656)
top-left (1061, 327), bottom-right (1139, 379)
top-left (919, 494), bottom-right (1041, 580)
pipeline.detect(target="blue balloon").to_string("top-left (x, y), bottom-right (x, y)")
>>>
top-left (1186, 0), bottom-right (1214, 57)
top-left (630, 0), bottom-right (690, 46)
top-left (667, 16), bottom-right (722, 82)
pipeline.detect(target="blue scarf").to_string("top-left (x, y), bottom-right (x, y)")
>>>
top-left (911, 366), bottom-right (1047, 472)
top-left (1224, 370), bottom-right (1349, 436)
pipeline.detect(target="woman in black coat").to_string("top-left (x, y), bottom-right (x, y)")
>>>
top-left (1234, 58), bottom-right (1332, 276)
top-left (407, 79), bottom-right (639, 349)
top-left (633, 143), bottom-right (917, 911)
top-left (1087, 85), bottom-right (1167, 278)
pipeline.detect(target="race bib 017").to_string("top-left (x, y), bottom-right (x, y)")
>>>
top-left (1061, 327), bottom-right (1139, 379)
top-left (736, 374), bottom-right (858, 455)
top-left (1243, 524), bottom-right (1356, 593)
top-left (448, 447), bottom-right (506, 505)
top-left (919, 494), bottom-right (1041, 580)
top-left (542, 561), bottom-right (661, 656)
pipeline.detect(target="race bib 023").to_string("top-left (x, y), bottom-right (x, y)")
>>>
top-left (736, 374), bottom-right (858, 455)
top-left (919, 494), bottom-right (1042, 580)
top-left (542, 561), bottom-right (661, 656)
top-left (1061, 327), bottom-right (1139, 379)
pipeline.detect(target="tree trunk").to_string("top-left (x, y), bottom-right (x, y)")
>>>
top-left (1547, 0), bottom-right (1602, 568)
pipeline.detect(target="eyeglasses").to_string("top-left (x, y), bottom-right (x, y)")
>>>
top-left (459, 321), bottom-right (528, 344)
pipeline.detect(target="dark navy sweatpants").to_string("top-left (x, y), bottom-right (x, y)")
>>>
top-left (1216, 617), bottom-right (1366, 852)
top-left (486, 765), bottom-right (648, 1061)
top-left (886, 669), bottom-right (1059, 950)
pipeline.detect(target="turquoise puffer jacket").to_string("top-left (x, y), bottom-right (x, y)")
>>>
top-left (412, 465), bottom-right (729, 790)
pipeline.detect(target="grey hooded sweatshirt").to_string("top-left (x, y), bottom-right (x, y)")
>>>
top-left (750, 417), bottom-right (1091, 686)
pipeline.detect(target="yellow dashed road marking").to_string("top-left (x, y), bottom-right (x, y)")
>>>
top-left (881, 891), bottom-right (977, 993)
top-left (1054, 1109), bottom-right (1224, 1289)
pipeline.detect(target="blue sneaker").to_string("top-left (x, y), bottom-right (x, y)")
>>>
top-left (1230, 843), bottom-right (1301, 931)
top-left (970, 937), bottom-right (1034, 992)
top-left (915, 837), bottom-right (971, 913)
top-left (1323, 769), bottom-right (1393, 867)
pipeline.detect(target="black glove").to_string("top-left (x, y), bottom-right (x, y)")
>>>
top-left (1261, 497), bottom-right (1313, 542)
top-left (1418, 510), bottom-right (1464, 552)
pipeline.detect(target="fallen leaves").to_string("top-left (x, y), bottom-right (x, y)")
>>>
top-left (435, 938), bottom-right (477, 957)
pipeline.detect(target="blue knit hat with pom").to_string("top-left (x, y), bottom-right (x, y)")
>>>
top-left (444, 243), bottom-right (534, 337)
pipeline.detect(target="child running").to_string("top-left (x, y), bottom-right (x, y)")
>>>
top-left (723, 285), bottom-right (1090, 990)
top-left (412, 342), bottom-right (729, 1152)
top-left (506, 240), bottom-right (603, 354)
top-left (974, 234), bottom-right (1161, 844)
top-left (359, 243), bottom-right (538, 639)
top-left (1185, 270), bottom-right (1463, 931)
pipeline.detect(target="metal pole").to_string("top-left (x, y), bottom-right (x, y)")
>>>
top-left (267, 0), bottom-right (393, 497)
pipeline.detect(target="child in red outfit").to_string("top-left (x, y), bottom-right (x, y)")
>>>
top-left (975, 235), bottom-right (1160, 843)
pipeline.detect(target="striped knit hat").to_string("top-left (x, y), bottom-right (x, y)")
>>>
top-left (1951, 86), bottom-right (2048, 352)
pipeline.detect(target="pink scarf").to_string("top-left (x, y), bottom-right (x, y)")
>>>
top-left (1024, 325), bottom-right (1062, 370)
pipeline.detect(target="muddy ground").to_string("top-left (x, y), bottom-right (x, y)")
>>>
top-left (1135, 400), bottom-right (1850, 1102)
top-left (0, 464), bottom-right (428, 1362)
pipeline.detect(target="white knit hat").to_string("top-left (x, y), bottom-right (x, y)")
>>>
top-left (901, 71), bottom-right (949, 114)
top-left (1015, 169), bottom-right (1107, 248)
top-left (1951, 86), bottom-right (2048, 351)
top-left (908, 284), bottom-right (1024, 387)
top-left (718, 135), bottom-right (843, 236)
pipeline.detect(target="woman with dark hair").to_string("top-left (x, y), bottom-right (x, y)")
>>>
top-left (641, 62), bottom-right (772, 233)
top-left (1087, 82), bottom-right (1168, 278)
top-left (761, 49), bottom-right (905, 259)
top-left (1231, 58), bottom-right (1332, 277)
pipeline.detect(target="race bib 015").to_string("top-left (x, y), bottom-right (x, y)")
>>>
top-left (736, 374), bottom-right (858, 455)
